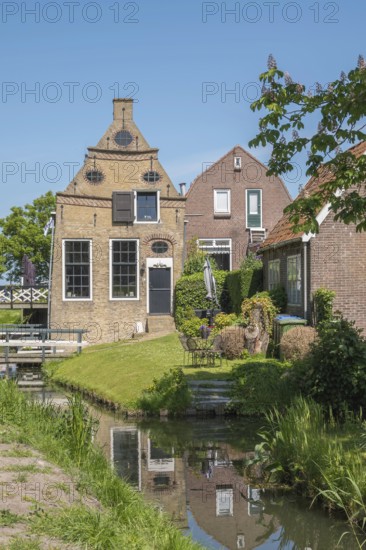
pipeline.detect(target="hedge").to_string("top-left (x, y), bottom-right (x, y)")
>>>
top-left (240, 254), bottom-right (263, 299)
top-left (174, 255), bottom-right (264, 327)
top-left (225, 270), bottom-right (242, 314)
top-left (174, 271), bottom-right (230, 328)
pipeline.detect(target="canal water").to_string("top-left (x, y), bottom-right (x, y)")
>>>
top-left (27, 387), bottom-right (363, 550)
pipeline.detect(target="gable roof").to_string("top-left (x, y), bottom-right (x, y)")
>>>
top-left (260, 141), bottom-right (366, 249)
top-left (186, 145), bottom-right (291, 201)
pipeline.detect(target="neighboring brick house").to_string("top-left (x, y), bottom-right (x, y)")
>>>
top-left (50, 98), bottom-right (185, 343)
top-left (260, 141), bottom-right (366, 333)
top-left (184, 146), bottom-right (291, 270)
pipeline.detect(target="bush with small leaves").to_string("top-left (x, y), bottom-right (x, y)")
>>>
top-left (219, 325), bottom-right (246, 359)
top-left (138, 368), bottom-right (192, 415)
top-left (180, 317), bottom-right (208, 337)
top-left (280, 326), bottom-right (316, 362)
top-left (269, 286), bottom-right (287, 313)
top-left (213, 312), bottom-right (238, 331)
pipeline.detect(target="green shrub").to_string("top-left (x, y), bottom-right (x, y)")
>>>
top-left (213, 312), bottom-right (238, 331)
top-left (225, 270), bottom-right (242, 313)
top-left (219, 326), bottom-right (246, 359)
top-left (229, 359), bottom-right (293, 415)
top-left (183, 237), bottom-right (217, 275)
top-left (306, 316), bottom-right (366, 416)
top-left (240, 253), bottom-right (263, 299)
top-left (138, 368), bottom-right (191, 415)
top-left (174, 271), bottom-right (229, 329)
top-left (280, 326), bottom-right (316, 362)
top-left (313, 287), bottom-right (336, 324)
top-left (269, 285), bottom-right (287, 313)
top-left (180, 317), bottom-right (207, 337)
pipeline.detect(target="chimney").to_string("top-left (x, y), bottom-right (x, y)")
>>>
top-left (113, 98), bottom-right (133, 122)
top-left (179, 183), bottom-right (187, 196)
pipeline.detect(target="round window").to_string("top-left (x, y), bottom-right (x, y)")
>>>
top-left (85, 170), bottom-right (104, 184)
top-left (114, 130), bottom-right (133, 147)
top-left (151, 241), bottom-right (168, 254)
top-left (143, 171), bottom-right (161, 183)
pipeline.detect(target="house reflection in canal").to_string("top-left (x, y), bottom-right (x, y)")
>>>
top-left (95, 413), bottom-right (277, 549)
top-left (96, 414), bottom-right (188, 529)
top-left (186, 444), bottom-right (275, 550)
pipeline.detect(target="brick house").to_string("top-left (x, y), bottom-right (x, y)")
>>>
top-left (50, 98), bottom-right (185, 343)
top-left (184, 146), bottom-right (291, 270)
top-left (260, 141), bottom-right (366, 333)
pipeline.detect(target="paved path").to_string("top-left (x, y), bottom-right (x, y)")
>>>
top-left (0, 439), bottom-right (98, 549)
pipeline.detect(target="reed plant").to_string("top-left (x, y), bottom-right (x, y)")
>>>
top-left (249, 396), bottom-right (366, 544)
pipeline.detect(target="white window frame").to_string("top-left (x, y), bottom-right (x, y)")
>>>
top-left (214, 189), bottom-right (231, 214)
top-left (134, 190), bottom-right (160, 224)
top-left (268, 259), bottom-right (280, 291)
top-left (287, 254), bottom-right (301, 306)
top-left (147, 438), bottom-right (175, 472)
top-left (216, 487), bottom-right (234, 517)
top-left (110, 428), bottom-right (141, 491)
top-left (109, 239), bottom-right (139, 301)
top-left (246, 189), bottom-right (263, 229)
top-left (62, 239), bottom-right (93, 302)
top-left (234, 156), bottom-right (242, 170)
top-left (197, 238), bottom-right (232, 271)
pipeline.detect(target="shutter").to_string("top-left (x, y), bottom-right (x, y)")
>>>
top-left (112, 192), bottom-right (134, 223)
top-left (247, 190), bottom-right (262, 228)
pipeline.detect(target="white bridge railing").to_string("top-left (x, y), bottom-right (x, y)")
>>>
top-left (0, 286), bottom-right (48, 307)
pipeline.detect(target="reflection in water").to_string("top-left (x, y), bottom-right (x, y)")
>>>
top-left (29, 389), bottom-right (362, 550)
top-left (94, 410), bottom-right (361, 550)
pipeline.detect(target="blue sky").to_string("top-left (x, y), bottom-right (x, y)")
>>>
top-left (0, 0), bottom-right (365, 217)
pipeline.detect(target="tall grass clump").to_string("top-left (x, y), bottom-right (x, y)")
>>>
top-left (250, 396), bottom-right (366, 542)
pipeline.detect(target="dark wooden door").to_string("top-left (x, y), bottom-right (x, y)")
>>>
top-left (149, 268), bottom-right (171, 314)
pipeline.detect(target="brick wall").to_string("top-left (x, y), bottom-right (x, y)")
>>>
top-left (309, 214), bottom-right (366, 333)
top-left (185, 146), bottom-right (291, 269)
top-left (262, 212), bottom-right (366, 333)
top-left (50, 99), bottom-right (185, 344)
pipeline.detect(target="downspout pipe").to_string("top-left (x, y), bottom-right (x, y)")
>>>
top-left (303, 242), bottom-right (308, 322)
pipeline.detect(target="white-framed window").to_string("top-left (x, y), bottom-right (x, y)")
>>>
top-left (147, 438), bottom-right (174, 472)
top-left (216, 486), bottom-right (234, 517)
top-left (198, 238), bottom-right (232, 271)
top-left (287, 254), bottom-right (301, 305)
top-left (63, 239), bottom-right (92, 301)
top-left (247, 485), bottom-right (262, 516)
top-left (234, 156), bottom-right (242, 170)
top-left (110, 428), bottom-right (141, 491)
top-left (246, 189), bottom-right (262, 228)
top-left (109, 239), bottom-right (139, 300)
top-left (135, 191), bottom-right (160, 223)
top-left (268, 259), bottom-right (280, 290)
top-left (214, 189), bottom-right (231, 214)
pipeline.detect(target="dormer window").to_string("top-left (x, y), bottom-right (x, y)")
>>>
top-left (234, 156), bottom-right (242, 171)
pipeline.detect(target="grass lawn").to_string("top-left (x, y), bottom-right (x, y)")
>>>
top-left (46, 333), bottom-right (237, 409)
top-left (0, 310), bottom-right (22, 324)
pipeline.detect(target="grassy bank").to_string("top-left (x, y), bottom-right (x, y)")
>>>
top-left (45, 333), bottom-right (234, 409)
top-left (0, 381), bottom-right (201, 549)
